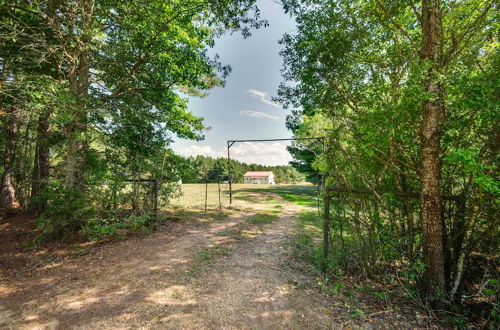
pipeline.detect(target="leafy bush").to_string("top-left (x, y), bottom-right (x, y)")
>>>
top-left (35, 182), bottom-right (95, 241)
top-left (82, 213), bottom-right (153, 241)
top-left (33, 181), bottom-right (155, 243)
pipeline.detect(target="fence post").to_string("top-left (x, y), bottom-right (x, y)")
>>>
top-left (322, 186), bottom-right (330, 273)
top-left (317, 171), bottom-right (320, 214)
top-left (227, 141), bottom-right (232, 205)
top-left (153, 179), bottom-right (158, 215)
top-left (205, 174), bottom-right (208, 213)
top-left (218, 176), bottom-right (222, 212)
top-left (152, 179), bottom-right (158, 228)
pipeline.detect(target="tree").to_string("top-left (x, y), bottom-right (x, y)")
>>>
top-left (0, 0), bottom-right (266, 234)
top-left (278, 0), bottom-right (498, 303)
top-left (419, 0), bottom-right (446, 298)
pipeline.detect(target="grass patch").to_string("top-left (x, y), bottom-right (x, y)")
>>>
top-left (298, 210), bottom-right (322, 226)
top-left (263, 195), bottom-right (280, 203)
top-left (233, 193), bottom-right (259, 203)
top-left (241, 230), bottom-right (260, 239)
top-left (281, 193), bottom-right (317, 207)
top-left (249, 212), bottom-right (279, 224)
top-left (186, 244), bottom-right (231, 276)
top-left (172, 183), bottom-right (317, 210)
top-left (296, 210), bottom-right (323, 237)
top-left (217, 221), bottom-right (262, 241)
top-left (162, 208), bottom-right (230, 224)
top-left (200, 245), bottom-right (227, 262)
top-left (230, 184), bottom-right (318, 209)
top-left (290, 210), bottom-right (325, 274)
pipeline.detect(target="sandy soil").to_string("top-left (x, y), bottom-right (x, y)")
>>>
top-left (1, 193), bottom-right (432, 329)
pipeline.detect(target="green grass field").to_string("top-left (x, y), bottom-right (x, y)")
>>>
top-left (169, 183), bottom-right (318, 210)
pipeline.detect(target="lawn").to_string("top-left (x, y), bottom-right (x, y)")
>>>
top-left (169, 183), bottom-right (318, 210)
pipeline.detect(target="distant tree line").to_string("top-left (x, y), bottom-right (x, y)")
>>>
top-left (179, 155), bottom-right (306, 184)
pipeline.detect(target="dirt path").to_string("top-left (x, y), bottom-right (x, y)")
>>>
top-left (0, 210), bottom-right (249, 329)
top-left (1, 194), bottom-right (420, 329)
top-left (167, 201), bottom-right (339, 329)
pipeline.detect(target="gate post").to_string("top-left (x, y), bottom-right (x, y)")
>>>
top-left (227, 141), bottom-right (232, 205)
top-left (218, 175), bottom-right (222, 212)
top-left (152, 179), bottom-right (158, 227)
top-left (205, 173), bottom-right (208, 213)
top-left (322, 186), bottom-right (331, 273)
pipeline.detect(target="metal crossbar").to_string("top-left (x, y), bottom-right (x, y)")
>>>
top-left (226, 137), bottom-right (325, 207)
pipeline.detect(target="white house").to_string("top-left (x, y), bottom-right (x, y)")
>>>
top-left (243, 171), bottom-right (275, 185)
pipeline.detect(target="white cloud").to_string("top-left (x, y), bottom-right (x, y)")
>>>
top-left (240, 110), bottom-right (278, 120)
top-left (231, 142), bottom-right (292, 165)
top-left (178, 142), bottom-right (292, 166)
top-left (247, 89), bottom-right (280, 108)
top-left (178, 145), bottom-right (225, 158)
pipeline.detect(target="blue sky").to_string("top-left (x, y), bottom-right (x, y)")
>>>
top-left (172, 0), bottom-right (297, 166)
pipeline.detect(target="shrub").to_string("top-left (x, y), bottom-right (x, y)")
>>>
top-left (35, 182), bottom-right (95, 241)
top-left (82, 213), bottom-right (153, 241)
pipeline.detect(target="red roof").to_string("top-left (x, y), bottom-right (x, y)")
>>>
top-left (244, 171), bottom-right (273, 177)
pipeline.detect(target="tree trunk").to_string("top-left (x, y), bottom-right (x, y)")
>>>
top-left (0, 112), bottom-right (21, 209)
top-left (397, 173), bottom-right (415, 260)
top-left (0, 173), bottom-right (20, 209)
top-left (450, 196), bottom-right (479, 301)
top-left (65, 57), bottom-right (90, 189)
top-left (30, 111), bottom-right (51, 209)
top-left (0, 59), bottom-right (21, 209)
top-left (419, 0), bottom-right (446, 299)
top-left (64, 0), bottom-right (94, 190)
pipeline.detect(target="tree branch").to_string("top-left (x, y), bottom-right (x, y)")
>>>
top-left (443, 0), bottom-right (495, 66)
top-left (111, 4), bottom-right (204, 97)
top-left (371, 0), bottom-right (420, 54)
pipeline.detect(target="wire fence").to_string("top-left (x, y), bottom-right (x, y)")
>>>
top-left (93, 179), bottom-right (161, 217)
top-left (168, 182), bottom-right (291, 212)
top-left (169, 182), bottom-right (231, 211)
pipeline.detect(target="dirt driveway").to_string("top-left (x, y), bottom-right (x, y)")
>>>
top-left (1, 193), bottom-right (425, 329)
